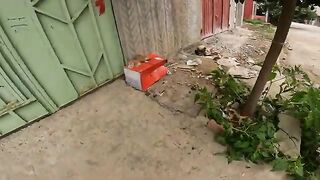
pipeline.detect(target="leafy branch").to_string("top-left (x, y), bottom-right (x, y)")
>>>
top-left (195, 67), bottom-right (320, 179)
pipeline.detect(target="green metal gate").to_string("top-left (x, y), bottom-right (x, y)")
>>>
top-left (0, 0), bottom-right (124, 135)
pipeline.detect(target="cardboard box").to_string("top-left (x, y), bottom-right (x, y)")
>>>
top-left (124, 54), bottom-right (168, 91)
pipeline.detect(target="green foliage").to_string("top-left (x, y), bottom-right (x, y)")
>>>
top-left (273, 157), bottom-right (304, 177)
top-left (285, 87), bottom-right (320, 177)
top-left (195, 87), bottom-right (225, 124)
top-left (245, 20), bottom-right (275, 40)
top-left (245, 19), bottom-right (264, 25)
top-left (294, 6), bottom-right (318, 22)
top-left (256, 0), bottom-right (319, 24)
top-left (195, 66), bottom-right (320, 179)
top-left (256, 0), bottom-right (282, 24)
top-left (196, 69), bottom-right (281, 163)
top-left (220, 120), bottom-right (277, 163)
top-left (210, 69), bottom-right (249, 106)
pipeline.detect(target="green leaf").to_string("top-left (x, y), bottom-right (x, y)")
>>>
top-left (251, 151), bottom-right (262, 162)
top-left (268, 72), bottom-right (277, 81)
top-left (266, 122), bottom-right (276, 138)
top-left (234, 141), bottom-right (250, 149)
top-left (290, 91), bottom-right (307, 103)
top-left (261, 151), bottom-right (271, 158)
top-left (256, 132), bottom-right (266, 140)
top-left (294, 164), bottom-right (304, 177)
top-left (273, 158), bottom-right (289, 171)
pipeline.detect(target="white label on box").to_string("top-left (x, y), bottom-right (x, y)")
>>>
top-left (124, 68), bottom-right (142, 90)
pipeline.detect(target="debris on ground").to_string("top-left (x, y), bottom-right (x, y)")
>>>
top-left (217, 58), bottom-right (239, 67)
top-left (198, 58), bottom-right (219, 75)
top-left (207, 119), bottom-right (224, 134)
top-left (275, 113), bottom-right (301, 159)
top-left (228, 66), bottom-right (258, 79)
top-left (147, 25), bottom-right (272, 117)
top-left (247, 57), bottom-right (255, 64)
top-left (251, 65), bottom-right (262, 71)
top-left (176, 64), bottom-right (195, 70)
top-left (186, 58), bottom-right (202, 66)
top-left (195, 45), bottom-right (206, 56)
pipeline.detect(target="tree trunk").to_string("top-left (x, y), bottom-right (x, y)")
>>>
top-left (241, 0), bottom-right (297, 117)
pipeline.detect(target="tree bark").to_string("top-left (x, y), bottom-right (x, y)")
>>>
top-left (241, 0), bottom-right (297, 117)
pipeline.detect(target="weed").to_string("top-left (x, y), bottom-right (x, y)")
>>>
top-left (196, 67), bottom-right (320, 179)
top-left (245, 19), bottom-right (265, 25)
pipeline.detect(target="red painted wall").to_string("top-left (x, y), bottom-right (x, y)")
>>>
top-left (201, 0), bottom-right (230, 38)
top-left (222, 0), bottom-right (230, 31)
top-left (202, 0), bottom-right (214, 38)
top-left (244, 0), bottom-right (254, 19)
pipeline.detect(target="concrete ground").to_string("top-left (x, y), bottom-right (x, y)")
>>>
top-left (0, 80), bottom-right (286, 180)
top-left (284, 22), bottom-right (320, 83)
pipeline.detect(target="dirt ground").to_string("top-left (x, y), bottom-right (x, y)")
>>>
top-left (148, 23), bottom-right (273, 117)
top-left (1, 22), bottom-right (315, 180)
top-left (282, 22), bottom-right (320, 84)
top-left (0, 80), bottom-right (286, 180)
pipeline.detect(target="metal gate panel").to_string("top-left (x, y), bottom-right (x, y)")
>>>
top-left (0, 0), bottom-right (124, 108)
top-left (0, 1), bottom-right (79, 108)
top-left (31, 0), bottom-right (124, 96)
top-left (33, 0), bottom-right (112, 95)
top-left (222, 0), bottom-right (230, 31)
top-left (0, 0), bottom-right (124, 135)
top-left (0, 30), bottom-right (49, 135)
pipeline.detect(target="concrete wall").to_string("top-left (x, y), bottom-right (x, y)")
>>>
top-left (111, 0), bottom-right (201, 60)
top-left (230, 2), bottom-right (244, 28)
top-left (229, 0), bottom-right (236, 29)
top-left (235, 2), bottom-right (245, 26)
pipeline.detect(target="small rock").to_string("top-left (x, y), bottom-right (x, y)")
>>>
top-left (217, 58), bottom-right (239, 67)
top-left (228, 66), bottom-right (258, 79)
top-left (145, 91), bottom-right (151, 96)
top-left (207, 120), bottom-right (224, 134)
top-left (288, 47), bottom-right (293, 51)
top-left (213, 55), bottom-right (222, 60)
top-left (186, 58), bottom-right (202, 66)
top-left (177, 64), bottom-right (194, 69)
top-left (195, 45), bottom-right (206, 56)
top-left (198, 58), bottom-right (219, 74)
top-left (231, 102), bottom-right (240, 109)
top-left (178, 54), bottom-right (188, 60)
top-left (251, 65), bottom-right (262, 71)
top-left (205, 75), bottom-right (213, 80)
top-left (275, 113), bottom-right (301, 159)
top-left (247, 57), bottom-right (255, 64)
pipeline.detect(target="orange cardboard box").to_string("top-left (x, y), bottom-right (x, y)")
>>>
top-left (124, 54), bottom-right (168, 91)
